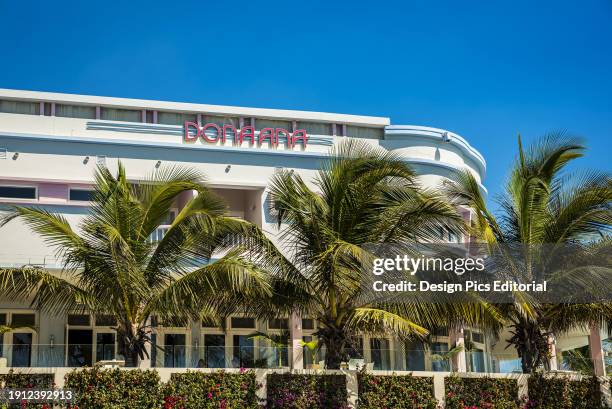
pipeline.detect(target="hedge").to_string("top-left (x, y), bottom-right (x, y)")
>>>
top-left (445, 376), bottom-right (520, 409)
top-left (0, 370), bottom-right (58, 409)
top-left (266, 373), bottom-right (348, 409)
top-left (526, 373), bottom-right (605, 409)
top-left (163, 370), bottom-right (259, 409)
top-left (64, 367), bottom-right (162, 409)
top-left (357, 372), bottom-right (437, 409)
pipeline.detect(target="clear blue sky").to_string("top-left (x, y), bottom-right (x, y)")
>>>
top-left (1, 0), bottom-right (610, 207)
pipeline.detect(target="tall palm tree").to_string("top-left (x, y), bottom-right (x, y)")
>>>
top-left (249, 139), bottom-right (501, 369)
top-left (443, 133), bottom-right (612, 373)
top-left (0, 163), bottom-right (271, 366)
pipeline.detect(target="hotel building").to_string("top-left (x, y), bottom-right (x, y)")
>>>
top-left (0, 89), bottom-right (606, 374)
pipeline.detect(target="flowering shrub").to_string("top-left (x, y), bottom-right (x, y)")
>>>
top-left (266, 373), bottom-right (349, 409)
top-left (357, 372), bottom-right (438, 409)
top-left (64, 367), bottom-right (162, 409)
top-left (526, 373), bottom-right (605, 409)
top-left (0, 370), bottom-right (58, 409)
top-left (163, 370), bottom-right (259, 408)
top-left (445, 376), bottom-right (520, 409)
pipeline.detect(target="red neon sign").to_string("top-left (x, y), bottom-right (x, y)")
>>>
top-left (183, 122), bottom-right (308, 148)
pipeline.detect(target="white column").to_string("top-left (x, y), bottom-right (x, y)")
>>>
top-left (547, 334), bottom-right (558, 371)
top-left (139, 317), bottom-right (152, 368)
top-left (589, 324), bottom-right (606, 376)
top-left (290, 312), bottom-right (303, 369)
top-left (450, 327), bottom-right (467, 372)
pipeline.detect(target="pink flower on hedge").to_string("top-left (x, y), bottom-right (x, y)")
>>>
top-left (208, 392), bottom-right (213, 399)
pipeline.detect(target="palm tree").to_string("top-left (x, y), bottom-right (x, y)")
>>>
top-left (0, 163), bottom-right (271, 366)
top-left (442, 133), bottom-right (612, 373)
top-left (249, 139), bottom-right (501, 369)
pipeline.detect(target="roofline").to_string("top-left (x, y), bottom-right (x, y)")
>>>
top-left (0, 88), bottom-right (390, 127)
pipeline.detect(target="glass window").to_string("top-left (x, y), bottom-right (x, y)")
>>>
top-left (0, 100), bottom-right (40, 115)
top-left (69, 189), bottom-right (94, 202)
top-left (268, 318), bottom-right (289, 330)
top-left (296, 122), bottom-right (332, 136)
top-left (11, 333), bottom-right (32, 367)
top-left (203, 334), bottom-right (225, 368)
top-left (345, 126), bottom-right (384, 139)
top-left (164, 333), bottom-right (186, 368)
top-left (55, 104), bottom-right (96, 119)
top-left (101, 108), bottom-right (141, 122)
top-left (202, 115), bottom-right (239, 127)
top-left (95, 315), bottom-right (117, 326)
top-left (405, 340), bottom-right (425, 371)
top-left (11, 313), bottom-right (35, 326)
top-left (146, 111), bottom-right (155, 123)
top-left (67, 314), bottom-right (90, 326)
top-left (0, 313), bottom-right (7, 326)
top-left (0, 186), bottom-right (36, 200)
top-left (255, 119), bottom-right (292, 130)
top-left (431, 342), bottom-right (450, 371)
top-left (231, 317), bottom-right (255, 329)
top-left (471, 331), bottom-right (484, 344)
top-left (232, 335), bottom-right (254, 368)
top-left (96, 332), bottom-right (115, 362)
top-left (370, 338), bottom-right (391, 370)
top-left (468, 349), bottom-right (486, 372)
top-left (346, 337), bottom-right (364, 359)
top-left (302, 319), bottom-right (315, 330)
top-left (157, 111), bottom-right (197, 125)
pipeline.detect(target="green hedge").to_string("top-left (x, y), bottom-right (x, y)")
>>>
top-left (163, 370), bottom-right (259, 409)
top-left (357, 372), bottom-right (437, 409)
top-left (0, 370), bottom-right (56, 409)
top-left (526, 373), bottom-right (605, 409)
top-left (445, 376), bottom-right (520, 409)
top-left (64, 367), bottom-right (162, 409)
top-left (266, 373), bottom-right (348, 409)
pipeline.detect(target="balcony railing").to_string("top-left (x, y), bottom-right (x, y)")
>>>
top-left (0, 344), bottom-right (527, 373)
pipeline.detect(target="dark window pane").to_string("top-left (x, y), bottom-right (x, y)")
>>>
top-left (472, 332), bottom-right (484, 343)
top-left (164, 334), bottom-right (186, 368)
top-left (69, 189), bottom-right (94, 201)
top-left (67, 314), bottom-right (90, 326)
top-left (11, 313), bottom-right (35, 326)
top-left (95, 315), bottom-right (117, 326)
top-left (268, 318), bottom-right (288, 330)
top-left (96, 332), bottom-right (115, 362)
top-left (232, 335), bottom-right (254, 368)
top-left (0, 186), bottom-right (36, 199)
top-left (231, 317), bottom-right (255, 329)
top-left (203, 334), bottom-right (225, 368)
top-left (0, 313), bottom-right (7, 326)
top-left (301, 319), bottom-right (314, 330)
top-left (11, 333), bottom-right (32, 367)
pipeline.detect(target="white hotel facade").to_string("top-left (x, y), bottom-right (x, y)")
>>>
top-left (0, 89), bottom-right (606, 374)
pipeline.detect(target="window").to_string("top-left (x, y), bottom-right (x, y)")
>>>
top-left (0, 148), bottom-right (7, 160)
top-left (255, 119), bottom-right (292, 130)
top-left (11, 333), bottom-right (32, 367)
top-left (471, 331), bottom-right (484, 344)
top-left (96, 333), bottom-right (115, 361)
top-left (95, 315), bottom-right (117, 326)
top-left (405, 340), bottom-right (425, 371)
top-left (68, 314), bottom-right (90, 326)
top-left (0, 186), bottom-right (36, 200)
top-left (164, 334), bottom-right (186, 368)
top-left (69, 189), bottom-right (94, 202)
top-left (101, 108), bottom-right (141, 122)
top-left (11, 313), bottom-right (35, 326)
top-left (203, 334), bottom-right (225, 368)
top-left (202, 115), bottom-right (239, 127)
top-left (0, 313), bottom-right (6, 326)
top-left (157, 111), bottom-right (197, 125)
top-left (232, 335), bottom-right (254, 367)
top-left (55, 104), bottom-right (96, 119)
top-left (146, 111), bottom-right (155, 123)
top-left (268, 318), bottom-right (289, 330)
top-left (302, 319), bottom-right (315, 330)
top-left (296, 122), bottom-right (332, 136)
top-left (0, 100), bottom-right (40, 115)
top-left (345, 126), bottom-right (384, 139)
top-left (370, 338), bottom-right (391, 370)
top-left (231, 317), bottom-right (256, 329)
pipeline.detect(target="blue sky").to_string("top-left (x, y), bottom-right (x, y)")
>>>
top-left (1, 0), bottom-right (610, 208)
